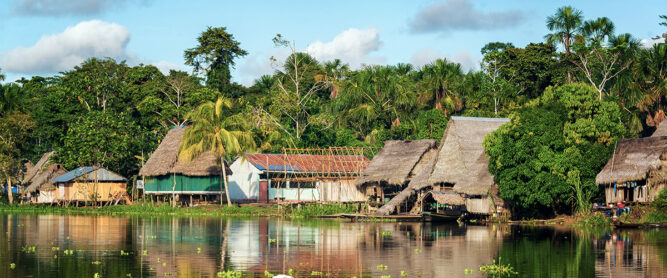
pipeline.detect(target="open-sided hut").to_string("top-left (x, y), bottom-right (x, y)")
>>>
top-left (21, 151), bottom-right (69, 203)
top-left (595, 136), bottom-right (667, 204)
top-left (52, 167), bottom-right (128, 204)
top-left (355, 140), bottom-right (438, 203)
top-left (229, 153), bottom-right (369, 202)
top-left (139, 127), bottom-right (232, 203)
top-left (423, 116), bottom-right (509, 215)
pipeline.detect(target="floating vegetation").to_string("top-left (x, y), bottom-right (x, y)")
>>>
top-left (310, 271), bottom-right (322, 276)
top-left (142, 250), bottom-right (147, 255)
top-left (51, 246), bottom-right (60, 251)
top-left (400, 270), bottom-right (408, 277)
top-left (197, 247), bottom-right (201, 254)
top-left (64, 249), bottom-right (74, 255)
top-left (21, 245), bottom-right (36, 254)
top-left (216, 271), bottom-right (242, 278)
top-left (268, 238), bottom-right (277, 243)
top-left (476, 258), bottom-right (517, 277)
top-left (381, 231), bottom-right (392, 237)
top-left (120, 250), bottom-right (129, 256)
top-left (376, 264), bottom-right (388, 270)
top-left (94, 273), bottom-right (100, 278)
top-left (10, 263), bottom-right (15, 269)
top-left (92, 261), bottom-right (101, 265)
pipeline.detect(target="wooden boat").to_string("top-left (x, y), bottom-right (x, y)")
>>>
top-left (613, 222), bottom-right (667, 228)
top-left (422, 212), bottom-right (459, 222)
top-left (338, 213), bottom-right (424, 222)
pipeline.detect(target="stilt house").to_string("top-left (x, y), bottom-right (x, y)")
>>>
top-left (139, 127), bottom-right (232, 203)
top-left (355, 140), bottom-right (438, 204)
top-left (595, 127), bottom-right (667, 204)
top-left (52, 167), bottom-right (128, 203)
top-left (21, 152), bottom-right (68, 203)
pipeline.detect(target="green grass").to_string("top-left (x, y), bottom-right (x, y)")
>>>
top-left (0, 203), bottom-right (358, 218)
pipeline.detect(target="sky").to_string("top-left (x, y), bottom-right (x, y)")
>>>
top-left (1, 0), bottom-right (665, 86)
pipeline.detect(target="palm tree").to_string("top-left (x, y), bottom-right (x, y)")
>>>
top-left (545, 6), bottom-right (583, 55)
top-left (418, 59), bottom-right (463, 116)
top-left (178, 97), bottom-right (255, 206)
top-left (581, 17), bottom-right (615, 44)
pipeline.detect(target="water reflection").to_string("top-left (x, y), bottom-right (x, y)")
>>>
top-left (0, 214), bottom-right (665, 277)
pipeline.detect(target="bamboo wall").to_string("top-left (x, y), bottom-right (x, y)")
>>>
top-left (465, 197), bottom-right (493, 215)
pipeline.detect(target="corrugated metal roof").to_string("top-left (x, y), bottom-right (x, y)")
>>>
top-left (244, 153), bottom-right (369, 174)
top-left (52, 167), bottom-right (127, 183)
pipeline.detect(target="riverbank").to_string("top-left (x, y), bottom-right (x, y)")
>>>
top-left (0, 202), bottom-right (358, 218)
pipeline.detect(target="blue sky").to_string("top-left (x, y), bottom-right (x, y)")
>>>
top-left (1, 0), bottom-right (665, 85)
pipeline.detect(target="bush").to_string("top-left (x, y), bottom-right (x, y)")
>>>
top-left (653, 189), bottom-right (667, 210)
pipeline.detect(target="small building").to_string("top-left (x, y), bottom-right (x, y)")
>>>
top-left (354, 140), bottom-right (438, 204)
top-left (375, 117), bottom-right (509, 216)
top-left (595, 135), bottom-right (667, 204)
top-left (139, 127), bottom-right (232, 203)
top-left (424, 116), bottom-right (509, 215)
top-left (22, 152), bottom-right (68, 203)
top-left (229, 153), bottom-right (370, 202)
top-left (52, 166), bottom-right (128, 204)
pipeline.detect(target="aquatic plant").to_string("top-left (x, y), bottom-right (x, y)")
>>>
top-left (217, 271), bottom-right (242, 278)
top-left (10, 263), bottom-right (15, 269)
top-left (21, 245), bottom-right (36, 254)
top-left (400, 270), bottom-right (408, 277)
top-left (478, 258), bottom-right (517, 277)
top-left (376, 264), bottom-right (388, 270)
top-left (381, 231), bottom-right (392, 237)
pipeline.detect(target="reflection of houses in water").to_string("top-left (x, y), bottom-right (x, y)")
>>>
top-left (19, 215), bottom-right (129, 249)
top-left (358, 223), bottom-right (505, 278)
top-left (594, 230), bottom-right (666, 278)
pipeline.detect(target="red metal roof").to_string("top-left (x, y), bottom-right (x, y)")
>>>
top-left (244, 153), bottom-right (370, 174)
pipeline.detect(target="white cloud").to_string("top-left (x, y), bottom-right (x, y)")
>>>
top-left (410, 48), bottom-right (478, 72)
top-left (1, 20), bottom-right (134, 74)
top-left (239, 27), bottom-right (386, 86)
top-left (151, 61), bottom-right (183, 75)
top-left (641, 36), bottom-right (665, 48)
top-left (305, 27), bottom-right (385, 68)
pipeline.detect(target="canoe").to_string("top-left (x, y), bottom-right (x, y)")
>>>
top-left (422, 212), bottom-right (459, 222)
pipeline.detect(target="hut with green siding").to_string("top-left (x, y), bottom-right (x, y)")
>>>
top-left (139, 127), bottom-right (232, 204)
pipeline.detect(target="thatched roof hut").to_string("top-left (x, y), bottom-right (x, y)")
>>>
top-left (425, 116), bottom-right (509, 196)
top-left (139, 127), bottom-right (231, 177)
top-left (22, 151), bottom-right (55, 185)
top-left (652, 120), bottom-right (667, 137)
top-left (595, 137), bottom-right (667, 185)
top-left (354, 139), bottom-right (438, 187)
top-left (23, 164), bottom-right (68, 194)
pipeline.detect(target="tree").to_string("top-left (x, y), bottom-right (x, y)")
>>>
top-left (545, 6), bottom-right (583, 83)
top-left (179, 97), bottom-right (255, 206)
top-left (581, 17), bottom-right (615, 44)
top-left (184, 27), bottom-right (247, 94)
top-left (0, 112), bottom-right (35, 204)
top-left (61, 58), bottom-right (129, 112)
top-left (545, 6), bottom-right (583, 55)
top-left (56, 111), bottom-right (143, 180)
top-left (259, 35), bottom-right (330, 141)
top-left (418, 58), bottom-right (464, 115)
top-left (484, 83), bottom-right (626, 216)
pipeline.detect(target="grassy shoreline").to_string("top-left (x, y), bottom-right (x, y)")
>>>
top-left (0, 203), bottom-right (358, 218)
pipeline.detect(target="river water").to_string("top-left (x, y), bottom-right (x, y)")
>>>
top-left (0, 214), bottom-right (665, 277)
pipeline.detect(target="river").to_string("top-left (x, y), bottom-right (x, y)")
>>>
top-left (0, 214), bottom-right (665, 277)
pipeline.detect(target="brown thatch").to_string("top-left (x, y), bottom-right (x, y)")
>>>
top-left (22, 151), bottom-right (55, 184)
top-left (23, 164), bottom-right (68, 194)
top-left (430, 191), bottom-right (465, 206)
top-left (139, 127), bottom-right (232, 177)
top-left (652, 120), bottom-right (667, 137)
top-left (426, 116), bottom-right (509, 196)
top-left (355, 139), bottom-right (438, 187)
top-left (596, 137), bottom-right (667, 185)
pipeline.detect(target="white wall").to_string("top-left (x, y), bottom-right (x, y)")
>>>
top-left (228, 158), bottom-right (262, 201)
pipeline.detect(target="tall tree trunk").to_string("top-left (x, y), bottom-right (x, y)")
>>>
top-left (221, 161), bottom-right (231, 207)
top-left (6, 175), bottom-right (13, 205)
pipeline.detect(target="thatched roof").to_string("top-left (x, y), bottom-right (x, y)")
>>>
top-left (430, 191), bottom-right (465, 206)
top-left (595, 137), bottom-right (667, 185)
top-left (355, 139), bottom-right (438, 187)
top-left (23, 164), bottom-right (68, 194)
top-left (22, 151), bottom-right (55, 184)
top-left (426, 116), bottom-right (509, 196)
top-left (652, 120), bottom-right (667, 137)
top-left (139, 127), bottom-right (232, 177)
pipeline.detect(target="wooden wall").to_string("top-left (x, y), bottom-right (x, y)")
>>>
top-left (57, 181), bottom-right (126, 202)
top-left (319, 180), bottom-right (366, 202)
top-left (465, 197), bottom-right (493, 215)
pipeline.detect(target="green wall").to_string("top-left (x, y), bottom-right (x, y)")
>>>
top-left (144, 174), bottom-right (222, 193)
